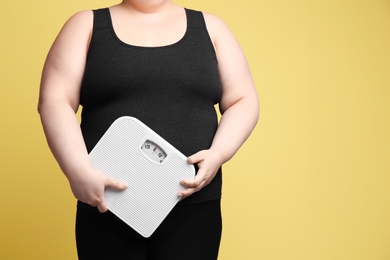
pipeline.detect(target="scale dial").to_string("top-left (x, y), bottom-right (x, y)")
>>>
top-left (141, 140), bottom-right (167, 164)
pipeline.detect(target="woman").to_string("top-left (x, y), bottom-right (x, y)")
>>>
top-left (38, 0), bottom-right (259, 259)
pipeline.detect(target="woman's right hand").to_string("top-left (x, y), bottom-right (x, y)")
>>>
top-left (68, 168), bottom-right (128, 213)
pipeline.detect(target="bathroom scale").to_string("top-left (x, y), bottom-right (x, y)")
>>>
top-left (89, 116), bottom-right (195, 237)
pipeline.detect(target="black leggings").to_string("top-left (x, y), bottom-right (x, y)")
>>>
top-left (76, 199), bottom-right (222, 260)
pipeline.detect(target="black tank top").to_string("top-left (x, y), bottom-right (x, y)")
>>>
top-left (80, 8), bottom-right (222, 203)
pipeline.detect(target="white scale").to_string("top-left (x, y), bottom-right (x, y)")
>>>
top-left (89, 116), bottom-right (195, 237)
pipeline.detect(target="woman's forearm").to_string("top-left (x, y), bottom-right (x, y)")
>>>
top-left (211, 94), bottom-right (259, 164)
top-left (38, 100), bottom-right (90, 181)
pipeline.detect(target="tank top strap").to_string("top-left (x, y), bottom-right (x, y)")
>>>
top-left (185, 8), bottom-right (208, 31)
top-left (92, 8), bottom-right (111, 30)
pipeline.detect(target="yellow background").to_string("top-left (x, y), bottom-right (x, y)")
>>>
top-left (1, 0), bottom-right (389, 259)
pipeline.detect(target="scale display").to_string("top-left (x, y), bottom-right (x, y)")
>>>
top-left (141, 140), bottom-right (167, 164)
top-left (89, 116), bottom-right (195, 237)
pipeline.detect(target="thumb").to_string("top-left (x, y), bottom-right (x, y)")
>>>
top-left (187, 150), bottom-right (206, 164)
top-left (97, 199), bottom-right (108, 213)
top-left (105, 176), bottom-right (128, 191)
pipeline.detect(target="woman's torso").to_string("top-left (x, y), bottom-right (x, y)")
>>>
top-left (80, 7), bottom-right (222, 203)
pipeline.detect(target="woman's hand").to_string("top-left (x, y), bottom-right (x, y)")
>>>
top-left (68, 168), bottom-right (128, 213)
top-left (178, 149), bottom-right (223, 199)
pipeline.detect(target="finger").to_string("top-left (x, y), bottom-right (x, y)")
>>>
top-left (180, 178), bottom-right (202, 188)
top-left (105, 176), bottom-right (128, 191)
top-left (178, 181), bottom-right (206, 198)
top-left (97, 199), bottom-right (108, 213)
top-left (187, 150), bottom-right (206, 164)
top-left (179, 179), bottom-right (207, 197)
top-left (178, 187), bottom-right (197, 198)
top-left (181, 166), bottom-right (210, 187)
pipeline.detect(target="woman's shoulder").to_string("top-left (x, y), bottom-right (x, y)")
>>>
top-left (63, 10), bottom-right (94, 30)
top-left (202, 12), bottom-right (235, 35)
top-left (201, 12), bottom-right (224, 24)
top-left (47, 10), bottom-right (94, 67)
top-left (52, 10), bottom-right (93, 49)
top-left (201, 12), bottom-right (238, 51)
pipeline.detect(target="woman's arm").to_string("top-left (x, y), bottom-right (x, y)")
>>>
top-left (179, 13), bottom-right (260, 198)
top-left (38, 11), bottom-right (127, 212)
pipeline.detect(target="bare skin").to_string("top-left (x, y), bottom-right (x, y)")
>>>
top-left (38, 0), bottom-right (259, 212)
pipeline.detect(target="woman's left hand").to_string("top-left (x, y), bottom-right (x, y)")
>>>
top-left (178, 149), bottom-right (223, 199)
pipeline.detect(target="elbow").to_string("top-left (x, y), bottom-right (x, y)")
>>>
top-left (37, 97), bottom-right (45, 116)
top-left (243, 93), bottom-right (260, 127)
top-left (37, 95), bottom-right (80, 117)
top-left (37, 96), bottom-right (51, 117)
top-left (254, 94), bottom-right (260, 123)
top-left (37, 99), bottom-right (44, 115)
top-left (220, 93), bottom-right (260, 126)
top-left (247, 94), bottom-right (260, 130)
